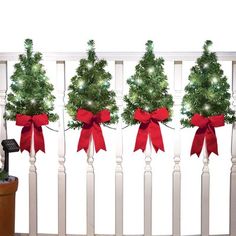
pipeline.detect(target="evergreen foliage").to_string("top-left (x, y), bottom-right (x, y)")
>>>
top-left (181, 40), bottom-right (236, 127)
top-left (0, 170), bottom-right (8, 181)
top-left (4, 39), bottom-right (58, 122)
top-left (122, 40), bottom-right (173, 125)
top-left (66, 40), bottom-right (119, 129)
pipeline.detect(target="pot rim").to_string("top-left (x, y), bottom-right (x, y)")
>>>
top-left (0, 177), bottom-right (18, 196)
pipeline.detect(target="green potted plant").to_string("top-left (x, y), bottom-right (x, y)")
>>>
top-left (0, 139), bottom-right (19, 236)
top-left (0, 171), bottom-right (18, 236)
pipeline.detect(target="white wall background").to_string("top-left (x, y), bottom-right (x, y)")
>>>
top-left (0, 0), bottom-right (236, 235)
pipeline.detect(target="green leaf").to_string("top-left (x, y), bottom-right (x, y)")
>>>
top-left (0, 170), bottom-right (8, 181)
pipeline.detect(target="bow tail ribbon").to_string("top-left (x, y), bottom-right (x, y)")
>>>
top-left (190, 127), bottom-right (206, 157)
top-left (134, 123), bottom-right (148, 152)
top-left (134, 121), bottom-right (165, 152)
top-left (92, 122), bottom-right (106, 152)
top-left (77, 123), bottom-right (106, 153)
top-left (149, 121), bottom-right (165, 152)
top-left (205, 126), bottom-right (218, 156)
top-left (20, 125), bottom-right (32, 153)
top-left (20, 125), bottom-right (45, 153)
top-left (77, 124), bottom-right (92, 152)
top-left (34, 126), bottom-right (45, 153)
top-left (191, 126), bottom-right (218, 156)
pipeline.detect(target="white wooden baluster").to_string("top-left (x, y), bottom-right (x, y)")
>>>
top-left (201, 140), bottom-right (210, 236)
top-left (173, 61), bottom-right (182, 236)
top-left (144, 135), bottom-right (152, 236)
top-left (0, 61), bottom-right (7, 169)
top-left (57, 61), bottom-right (66, 236)
top-left (87, 136), bottom-right (95, 236)
top-left (230, 61), bottom-right (236, 236)
top-left (29, 124), bottom-right (37, 236)
top-left (115, 61), bottom-right (124, 236)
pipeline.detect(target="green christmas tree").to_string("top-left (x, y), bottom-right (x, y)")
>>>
top-left (66, 40), bottom-right (118, 129)
top-left (122, 40), bottom-right (174, 125)
top-left (181, 40), bottom-right (236, 127)
top-left (4, 39), bottom-right (58, 121)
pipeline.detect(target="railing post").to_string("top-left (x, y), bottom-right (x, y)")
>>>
top-left (57, 61), bottom-right (66, 236)
top-left (173, 61), bottom-right (182, 236)
top-left (0, 61), bottom-right (7, 169)
top-left (29, 124), bottom-right (38, 236)
top-left (144, 136), bottom-right (152, 236)
top-left (201, 140), bottom-right (210, 236)
top-left (87, 137), bottom-right (95, 236)
top-left (115, 61), bottom-right (124, 236)
top-left (230, 61), bottom-right (236, 236)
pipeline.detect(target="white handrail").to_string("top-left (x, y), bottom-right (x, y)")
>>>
top-left (1, 51), bottom-right (236, 61)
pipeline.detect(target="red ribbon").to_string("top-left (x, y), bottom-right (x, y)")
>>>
top-left (16, 114), bottom-right (49, 153)
top-left (134, 108), bottom-right (169, 152)
top-left (190, 114), bottom-right (224, 157)
top-left (76, 109), bottom-right (110, 153)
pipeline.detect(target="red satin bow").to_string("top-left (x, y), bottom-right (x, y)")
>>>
top-left (191, 114), bottom-right (224, 157)
top-left (16, 114), bottom-right (49, 153)
top-left (76, 109), bottom-right (110, 153)
top-left (134, 107), bottom-right (169, 152)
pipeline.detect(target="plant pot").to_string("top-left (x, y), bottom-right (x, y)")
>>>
top-left (0, 177), bottom-right (18, 236)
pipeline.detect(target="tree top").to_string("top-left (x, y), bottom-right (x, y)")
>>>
top-left (24, 39), bottom-right (33, 50)
top-left (87, 40), bottom-right (95, 51)
top-left (145, 40), bottom-right (154, 52)
top-left (203, 40), bottom-right (213, 52)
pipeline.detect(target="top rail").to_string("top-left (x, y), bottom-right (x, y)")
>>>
top-left (1, 51), bottom-right (236, 61)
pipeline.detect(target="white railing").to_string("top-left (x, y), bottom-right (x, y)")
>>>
top-left (0, 52), bottom-right (236, 236)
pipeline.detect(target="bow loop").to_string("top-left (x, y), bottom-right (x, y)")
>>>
top-left (151, 107), bottom-right (169, 121)
top-left (16, 114), bottom-right (32, 126)
top-left (32, 114), bottom-right (49, 127)
top-left (134, 107), bottom-right (169, 153)
top-left (95, 109), bottom-right (110, 123)
top-left (134, 109), bottom-right (151, 123)
top-left (191, 114), bottom-right (209, 128)
top-left (76, 109), bottom-right (94, 124)
top-left (209, 115), bottom-right (225, 127)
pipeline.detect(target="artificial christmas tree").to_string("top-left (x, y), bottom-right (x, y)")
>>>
top-left (66, 40), bottom-right (118, 152)
top-left (122, 40), bottom-right (173, 152)
top-left (4, 39), bottom-right (58, 153)
top-left (181, 40), bottom-right (236, 156)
